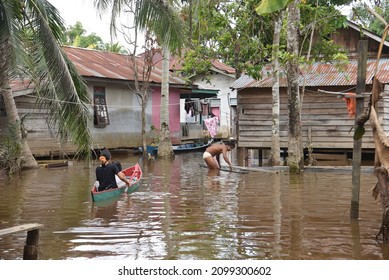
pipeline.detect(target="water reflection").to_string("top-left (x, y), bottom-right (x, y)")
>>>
top-left (0, 151), bottom-right (389, 260)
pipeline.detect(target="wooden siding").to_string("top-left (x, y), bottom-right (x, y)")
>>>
top-left (14, 95), bottom-right (78, 158)
top-left (333, 27), bottom-right (389, 58)
top-left (237, 87), bottom-right (378, 151)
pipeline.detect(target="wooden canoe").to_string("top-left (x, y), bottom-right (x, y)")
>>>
top-left (172, 139), bottom-right (213, 153)
top-left (90, 163), bottom-right (142, 202)
top-left (140, 139), bottom-right (213, 155)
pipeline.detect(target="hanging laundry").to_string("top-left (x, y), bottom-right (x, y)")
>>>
top-left (193, 99), bottom-right (201, 114)
top-left (204, 116), bottom-right (219, 138)
top-left (184, 98), bottom-right (194, 116)
top-left (201, 102), bottom-right (209, 117)
top-left (343, 93), bottom-right (356, 118)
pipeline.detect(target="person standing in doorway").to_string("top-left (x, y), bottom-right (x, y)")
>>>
top-left (203, 141), bottom-right (235, 170)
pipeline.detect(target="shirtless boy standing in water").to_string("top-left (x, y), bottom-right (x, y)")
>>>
top-left (203, 141), bottom-right (235, 170)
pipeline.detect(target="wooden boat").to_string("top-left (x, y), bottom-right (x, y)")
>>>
top-left (173, 139), bottom-right (213, 153)
top-left (90, 163), bottom-right (142, 202)
top-left (140, 139), bottom-right (213, 155)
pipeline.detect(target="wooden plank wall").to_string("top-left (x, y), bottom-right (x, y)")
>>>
top-left (15, 95), bottom-right (77, 158)
top-left (237, 87), bottom-right (377, 151)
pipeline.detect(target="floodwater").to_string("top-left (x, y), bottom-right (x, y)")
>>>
top-left (0, 150), bottom-right (388, 260)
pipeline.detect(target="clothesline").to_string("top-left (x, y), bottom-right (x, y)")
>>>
top-left (317, 89), bottom-right (371, 98)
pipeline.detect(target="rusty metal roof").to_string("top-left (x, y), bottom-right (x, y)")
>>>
top-left (63, 46), bottom-right (186, 85)
top-left (232, 58), bottom-right (389, 89)
top-left (138, 50), bottom-right (236, 76)
top-left (209, 59), bottom-right (236, 75)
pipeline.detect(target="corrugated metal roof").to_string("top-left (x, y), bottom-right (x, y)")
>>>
top-left (63, 46), bottom-right (186, 85)
top-left (232, 58), bottom-right (389, 89)
top-left (138, 50), bottom-right (236, 76)
top-left (231, 74), bottom-right (256, 89)
top-left (210, 59), bottom-right (236, 75)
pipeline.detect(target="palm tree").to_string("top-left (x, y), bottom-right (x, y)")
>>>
top-left (95, 0), bottom-right (187, 157)
top-left (0, 0), bottom-right (92, 170)
top-left (270, 11), bottom-right (284, 167)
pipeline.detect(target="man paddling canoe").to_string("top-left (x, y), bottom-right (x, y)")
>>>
top-left (95, 148), bottom-right (130, 191)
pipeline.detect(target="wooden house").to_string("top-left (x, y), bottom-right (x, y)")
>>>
top-left (1, 46), bottom-right (198, 158)
top-left (232, 20), bottom-right (389, 166)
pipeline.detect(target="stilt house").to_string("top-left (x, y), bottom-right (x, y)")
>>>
top-left (232, 20), bottom-right (389, 166)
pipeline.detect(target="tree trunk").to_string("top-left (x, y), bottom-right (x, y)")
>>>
top-left (372, 167), bottom-right (389, 241)
top-left (158, 47), bottom-right (174, 158)
top-left (286, 0), bottom-right (303, 173)
top-left (1, 85), bottom-right (38, 169)
top-left (0, 36), bottom-right (38, 170)
top-left (270, 12), bottom-right (283, 166)
top-left (141, 96), bottom-right (148, 158)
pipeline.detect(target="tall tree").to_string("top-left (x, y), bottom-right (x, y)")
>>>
top-left (270, 11), bottom-right (284, 166)
top-left (286, 0), bottom-right (304, 173)
top-left (95, 0), bottom-right (187, 157)
top-left (0, 0), bottom-right (92, 171)
top-left (257, 0), bottom-right (350, 172)
top-left (110, 0), bottom-right (158, 157)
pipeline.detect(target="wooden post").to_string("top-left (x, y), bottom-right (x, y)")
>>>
top-left (237, 147), bottom-right (248, 167)
top-left (350, 40), bottom-right (368, 219)
top-left (0, 223), bottom-right (42, 260)
top-left (23, 229), bottom-right (40, 260)
top-left (258, 149), bottom-right (263, 167)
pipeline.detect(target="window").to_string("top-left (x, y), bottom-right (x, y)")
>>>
top-left (93, 86), bottom-right (110, 127)
top-left (230, 97), bottom-right (237, 106)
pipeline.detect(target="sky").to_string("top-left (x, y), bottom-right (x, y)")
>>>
top-left (47, 0), bottom-right (128, 45)
top-left (48, 0), bottom-right (354, 47)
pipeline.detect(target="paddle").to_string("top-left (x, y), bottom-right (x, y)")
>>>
top-left (220, 166), bottom-right (249, 174)
top-left (124, 164), bottom-right (140, 190)
top-left (198, 163), bottom-right (249, 174)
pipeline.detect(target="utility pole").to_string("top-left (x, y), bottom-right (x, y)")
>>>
top-left (350, 40), bottom-right (368, 219)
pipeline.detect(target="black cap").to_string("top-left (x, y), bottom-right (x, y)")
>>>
top-left (100, 148), bottom-right (111, 160)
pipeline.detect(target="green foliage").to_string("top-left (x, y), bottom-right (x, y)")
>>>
top-left (179, 0), bottom-right (349, 79)
top-left (1, 0), bottom-right (95, 166)
top-left (256, 0), bottom-right (291, 15)
top-left (351, 0), bottom-right (389, 40)
top-left (63, 21), bottom-right (104, 49)
top-left (62, 21), bottom-right (126, 53)
top-left (299, 3), bottom-right (348, 60)
top-left (102, 42), bottom-right (127, 54)
top-left (181, 0), bottom-right (273, 77)
top-left (0, 122), bottom-right (23, 174)
top-left (181, 46), bottom-right (213, 83)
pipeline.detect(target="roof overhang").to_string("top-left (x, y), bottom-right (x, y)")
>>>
top-left (180, 88), bottom-right (219, 99)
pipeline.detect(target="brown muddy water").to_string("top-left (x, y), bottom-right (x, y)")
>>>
top-left (0, 150), bottom-right (388, 260)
